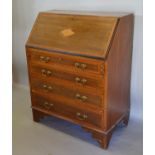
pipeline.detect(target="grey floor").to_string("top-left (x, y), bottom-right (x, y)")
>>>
top-left (13, 85), bottom-right (143, 155)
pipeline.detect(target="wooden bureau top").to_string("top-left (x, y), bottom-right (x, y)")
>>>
top-left (47, 10), bottom-right (132, 17)
top-left (26, 10), bottom-right (133, 59)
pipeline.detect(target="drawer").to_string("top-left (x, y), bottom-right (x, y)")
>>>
top-left (30, 63), bottom-right (104, 90)
top-left (31, 78), bottom-right (103, 108)
top-left (31, 93), bottom-right (103, 128)
top-left (27, 48), bottom-right (104, 75)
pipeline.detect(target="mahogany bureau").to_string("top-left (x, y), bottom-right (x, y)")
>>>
top-left (25, 10), bottom-right (134, 149)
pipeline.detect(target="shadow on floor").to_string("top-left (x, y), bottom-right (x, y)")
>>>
top-left (38, 115), bottom-right (127, 148)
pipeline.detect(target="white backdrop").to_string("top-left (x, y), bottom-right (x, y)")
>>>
top-left (12, 0), bottom-right (143, 121)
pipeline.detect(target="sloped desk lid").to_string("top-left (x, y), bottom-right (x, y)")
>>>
top-left (26, 11), bottom-right (121, 59)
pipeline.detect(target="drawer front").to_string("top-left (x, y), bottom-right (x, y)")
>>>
top-left (31, 93), bottom-right (102, 128)
top-left (30, 64), bottom-right (103, 90)
top-left (27, 48), bottom-right (104, 75)
top-left (31, 78), bottom-right (102, 107)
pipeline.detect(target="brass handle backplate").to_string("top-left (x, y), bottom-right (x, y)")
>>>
top-left (81, 96), bottom-right (88, 101)
top-left (75, 93), bottom-right (81, 99)
top-left (76, 112), bottom-right (88, 120)
top-left (81, 63), bottom-right (87, 69)
top-left (74, 62), bottom-right (80, 68)
top-left (75, 77), bottom-right (81, 83)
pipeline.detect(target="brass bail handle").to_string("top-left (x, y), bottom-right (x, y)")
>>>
top-left (75, 77), bottom-right (87, 85)
top-left (41, 69), bottom-right (52, 76)
top-left (43, 84), bottom-right (53, 91)
top-left (75, 94), bottom-right (88, 102)
top-left (74, 62), bottom-right (87, 69)
top-left (40, 56), bottom-right (50, 63)
top-left (43, 101), bottom-right (54, 109)
top-left (76, 112), bottom-right (88, 120)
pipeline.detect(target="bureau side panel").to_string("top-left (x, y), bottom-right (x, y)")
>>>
top-left (25, 48), bottom-right (32, 92)
top-left (106, 14), bottom-right (134, 129)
